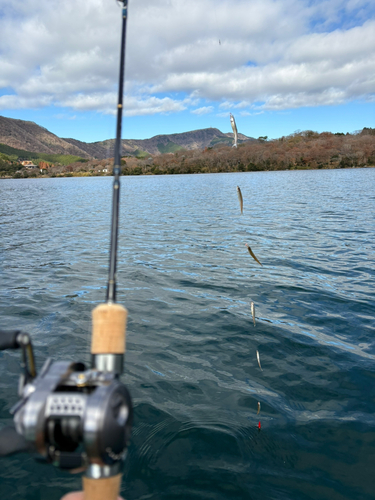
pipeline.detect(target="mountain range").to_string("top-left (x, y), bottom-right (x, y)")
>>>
top-left (0, 115), bottom-right (254, 159)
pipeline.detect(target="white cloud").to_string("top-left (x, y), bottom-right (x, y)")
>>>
top-left (62, 93), bottom-right (117, 113)
top-left (219, 101), bottom-right (251, 110)
top-left (191, 106), bottom-right (214, 115)
top-left (219, 102), bottom-right (232, 110)
top-left (0, 0), bottom-right (374, 116)
top-left (59, 93), bottom-right (187, 116)
top-left (0, 94), bottom-right (53, 109)
top-left (123, 96), bottom-right (187, 116)
top-left (262, 89), bottom-right (348, 110)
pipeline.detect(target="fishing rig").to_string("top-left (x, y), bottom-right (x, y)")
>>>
top-left (0, 1), bottom-right (132, 499)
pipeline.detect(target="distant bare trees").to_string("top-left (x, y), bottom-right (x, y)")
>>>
top-left (11, 128), bottom-right (373, 178)
top-left (136, 128), bottom-right (375, 175)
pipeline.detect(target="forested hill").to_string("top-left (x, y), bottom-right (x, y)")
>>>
top-left (0, 115), bottom-right (253, 159)
top-left (64, 128), bottom-right (254, 157)
top-left (0, 116), bottom-right (91, 158)
top-left (1, 127), bottom-right (374, 178)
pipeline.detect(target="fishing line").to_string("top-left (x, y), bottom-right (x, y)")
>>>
top-left (212, 0), bottom-right (221, 45)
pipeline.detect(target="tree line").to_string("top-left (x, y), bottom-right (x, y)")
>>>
top-left (121, 128), bottom-right (375, 176)
top-left (1, 128), bottom-right (374, 178)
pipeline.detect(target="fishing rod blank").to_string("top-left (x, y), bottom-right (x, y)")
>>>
top-left (107, 0), bottom-right (128, 304)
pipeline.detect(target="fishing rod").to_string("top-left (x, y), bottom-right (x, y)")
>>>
top-left (107, 0), bottom-right (128, 304)
top-left (0, 2), bottom-right (132, 500)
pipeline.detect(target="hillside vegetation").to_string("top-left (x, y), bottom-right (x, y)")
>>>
top-left (0, 144), bottom-right (87, 165)
top-left (0, 143), bottom-right (88, 177)
top-left (0, 143), bottom-right (86, 165)
top-left (157, 141), bottom-right (184, 154)
top-left (119, 128), bottom-right (375, 175)
top-left (1, 128), bottom-right (374, 179)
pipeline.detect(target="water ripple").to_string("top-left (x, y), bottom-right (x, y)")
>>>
top-left (1, 170), bottom-right (375, 500)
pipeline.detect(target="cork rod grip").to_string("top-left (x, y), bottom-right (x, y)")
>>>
top-left (83, 474), bottom-right (122, 500)
top-left (91, 303), bottom-right (128, 354)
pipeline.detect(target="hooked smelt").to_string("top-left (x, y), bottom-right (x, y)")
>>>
top-left (257, 402), bottom-right (261, 415)
top-left (230, 113), bottom-right (238, 148)
top-left (250, 301), bottom-right (256, 327)
top-left (256, 350), bottom-right (262, 371)
top-left (236, 186), bottom-right (243, 214)
top-left (246, 244), bottom-right (262, 266)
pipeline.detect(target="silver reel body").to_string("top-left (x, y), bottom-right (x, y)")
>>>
top-left (12, 357), bottom-right (132, 471)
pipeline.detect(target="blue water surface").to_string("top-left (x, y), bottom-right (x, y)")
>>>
top-left (0, 168), bottom-right (374, 500)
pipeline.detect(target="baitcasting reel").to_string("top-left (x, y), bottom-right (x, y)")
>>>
top-left (0, 329), bottom-right (133, 475)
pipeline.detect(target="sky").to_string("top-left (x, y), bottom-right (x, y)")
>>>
top-left (0, 0), bottom-right (374, 143)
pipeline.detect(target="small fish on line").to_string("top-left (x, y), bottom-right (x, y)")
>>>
top-left (250, 301), bottom-right (256, 326)
top-left (256, 350), bottom-right (262, 371)
top-left (236, 186), bottom-right (243, 214)
top-left (245, 244), bottom-right (262, 266)
top-left (230, 113), bottom-right (238, 148)
top-left (257, 402), bottom-right (261, 415)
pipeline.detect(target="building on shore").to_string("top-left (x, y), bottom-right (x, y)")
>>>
top-left (21, 161), bottom-right (37, 169)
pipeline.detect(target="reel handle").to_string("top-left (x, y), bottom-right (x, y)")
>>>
top-left (83, 302), bottom-right (128, 500)
top-left (0, 330), bottom-right (21, 350)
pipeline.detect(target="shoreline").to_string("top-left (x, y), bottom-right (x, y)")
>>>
top-left (1, 164), bottom-right (374, 180)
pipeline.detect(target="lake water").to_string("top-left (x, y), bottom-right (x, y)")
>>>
top-left (1, 168), bottom-right (375, 500)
